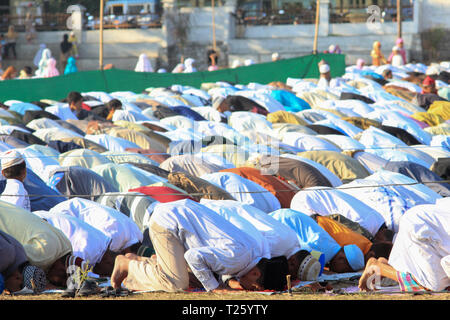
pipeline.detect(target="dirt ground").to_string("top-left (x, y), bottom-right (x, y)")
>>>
top-left (1, 290), bottom-right (449, 300)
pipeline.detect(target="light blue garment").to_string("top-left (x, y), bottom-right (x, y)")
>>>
top-left (8, 102), bottom-right (42, 116)
top-left (64, 56), bottom-right (78, 75)
top-left (269, 90), bottom-right (311, 112)
top-left (269, 208), bottom-right (341, 264)
top-left (84, 134), bottom-right (141, 152)
top-left (365, 148), bottom-right (432, 169)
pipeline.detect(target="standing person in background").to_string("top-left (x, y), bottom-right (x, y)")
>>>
top-left (60, 34), bottom-right (73, 73)
top-left (207, 49), bottom-right (219, 71)
top-left (389, 46), bottom-right (404, 67)
top-left (25, 12), bottom-right (36, 43)
top-left (68, 31), bottom-right (79, 59)
top-left (371, 41), bottom-right (387, 66)
top-left (183, 58), bottom-right (197, 73)
top-left (4, 25), bottom-right (18, 60)
top-left (388, 38), bottom-right (407, 65)
top-left (135, 53), bottom-right (154, 72)
top-left (64, 56), bottom-right (78, 75)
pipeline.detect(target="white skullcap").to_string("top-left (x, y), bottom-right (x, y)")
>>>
top-left (1, 149), bottom-right (25, 170)
top-left (319, 64), bottom-right (330, 73)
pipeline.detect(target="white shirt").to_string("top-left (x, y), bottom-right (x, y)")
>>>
top-left (200, 172), bottom-right (281, 213)
top-left (149, 199), bottom-right (268, 291)
top-left (0, 179), bottom-right (31, 211)
top-left (32, 211), bottom-right (112, 266)
top-left (49, 197), bottom-right (143, 252)
top-left (201, 199), bottom-right (301, 259)
top-left (388, 200), bottom-right (450, 291)
top-left (391, 54), bottom-right (404, 67)
top-left (290, 187), bottom-right (386, 236)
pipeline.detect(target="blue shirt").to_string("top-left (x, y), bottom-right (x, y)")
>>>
top-left (269, 209), bottom-right (341, 264)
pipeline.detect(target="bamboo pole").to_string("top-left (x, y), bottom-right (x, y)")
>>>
top-left (212, 0), bottom-right (217, 51)
top-left (99, 0), bottom-right (104, 70)
top-left (397, 0), bottom-right (402, 39)
top-left (313, 0), bottom-right (320, 54)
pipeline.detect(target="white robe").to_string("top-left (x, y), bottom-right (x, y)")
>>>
top-left (388, 198), bottom-right (450, 291)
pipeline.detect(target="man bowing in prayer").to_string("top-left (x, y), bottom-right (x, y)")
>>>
top-left (110, 199), bottom-right (289, 292)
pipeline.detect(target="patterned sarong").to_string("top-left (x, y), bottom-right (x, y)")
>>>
top-left (396, 271), bottom-right (427, 292)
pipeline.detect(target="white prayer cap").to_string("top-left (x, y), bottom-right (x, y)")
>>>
top-left (1, 149), bottom-right (25, 170)
top-left (392, 46), bottom-right (399, 52)
top-left (272, 52), bottom-right (280, 60)
top-left (319, 64), bottom-right (330, 73)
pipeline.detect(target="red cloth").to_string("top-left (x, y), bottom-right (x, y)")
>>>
top-left (423, 76), bottom-right (436, 87)
top-left (129, 186), bottom-right (197, 203)
top-left (81, 103), bottom-right (92, 111)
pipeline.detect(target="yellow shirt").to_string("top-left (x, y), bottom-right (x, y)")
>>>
top-left (0, 200), bottom-right (72, 270)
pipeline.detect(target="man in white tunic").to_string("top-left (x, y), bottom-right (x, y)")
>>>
top-left (110, 199), bottom-right (288, 292)
top-left (0, 150), bottom-right (31, 211)
top-left (359, 198), bottom-right (450, 292)
top-left (200, 199), bottom-right (322, 282)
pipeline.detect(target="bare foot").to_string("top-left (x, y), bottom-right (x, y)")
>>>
top-left (111, 255), bottom-right (130, 289)
top-left (358, 257), bottom-right (379, 291)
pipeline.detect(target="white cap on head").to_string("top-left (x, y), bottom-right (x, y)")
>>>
top-left (1, 149), bottom-right (25, 171)
top-left (272, 52), bottom-right (280, 60)
top-left (319, 64), bottom-right (330, 73)
top-left (392, 46), bottom-right (399, 52)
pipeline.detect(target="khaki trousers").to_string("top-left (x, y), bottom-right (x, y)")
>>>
top-left (124, 220), bottom-right (189, 292)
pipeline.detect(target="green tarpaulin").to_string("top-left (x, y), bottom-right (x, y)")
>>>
top-left (0, 53), bottom-right (345, 102)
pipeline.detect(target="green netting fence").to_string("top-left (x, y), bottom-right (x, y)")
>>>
top-left (0, 53), bottom-right (345, 102)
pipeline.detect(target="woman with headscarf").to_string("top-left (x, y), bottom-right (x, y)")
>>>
top-left (64, 56), bottom-right (78, 75)
top-left (36, 48), bottom-right (52, 77)
top-left (4, 25), bottom-right (18, 59)
top-left (33, 44), bottom-right (46, 68)
top-left (1, 66), bottom-right (17, 80)
top-left (183, 58), bottom-right (197, 73)
top-left (135, 53), bottom-right (154, 72)
top-left (356, 58), bottom-right (365, 70)
top-left (43, 57), bottom-right (60, 78)
top-left (388, 38), bottom-right (407, 65)
top-left (60, 34), bottom-right (73, 73)
top-left (370, 41), bottom-right (387, 66)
